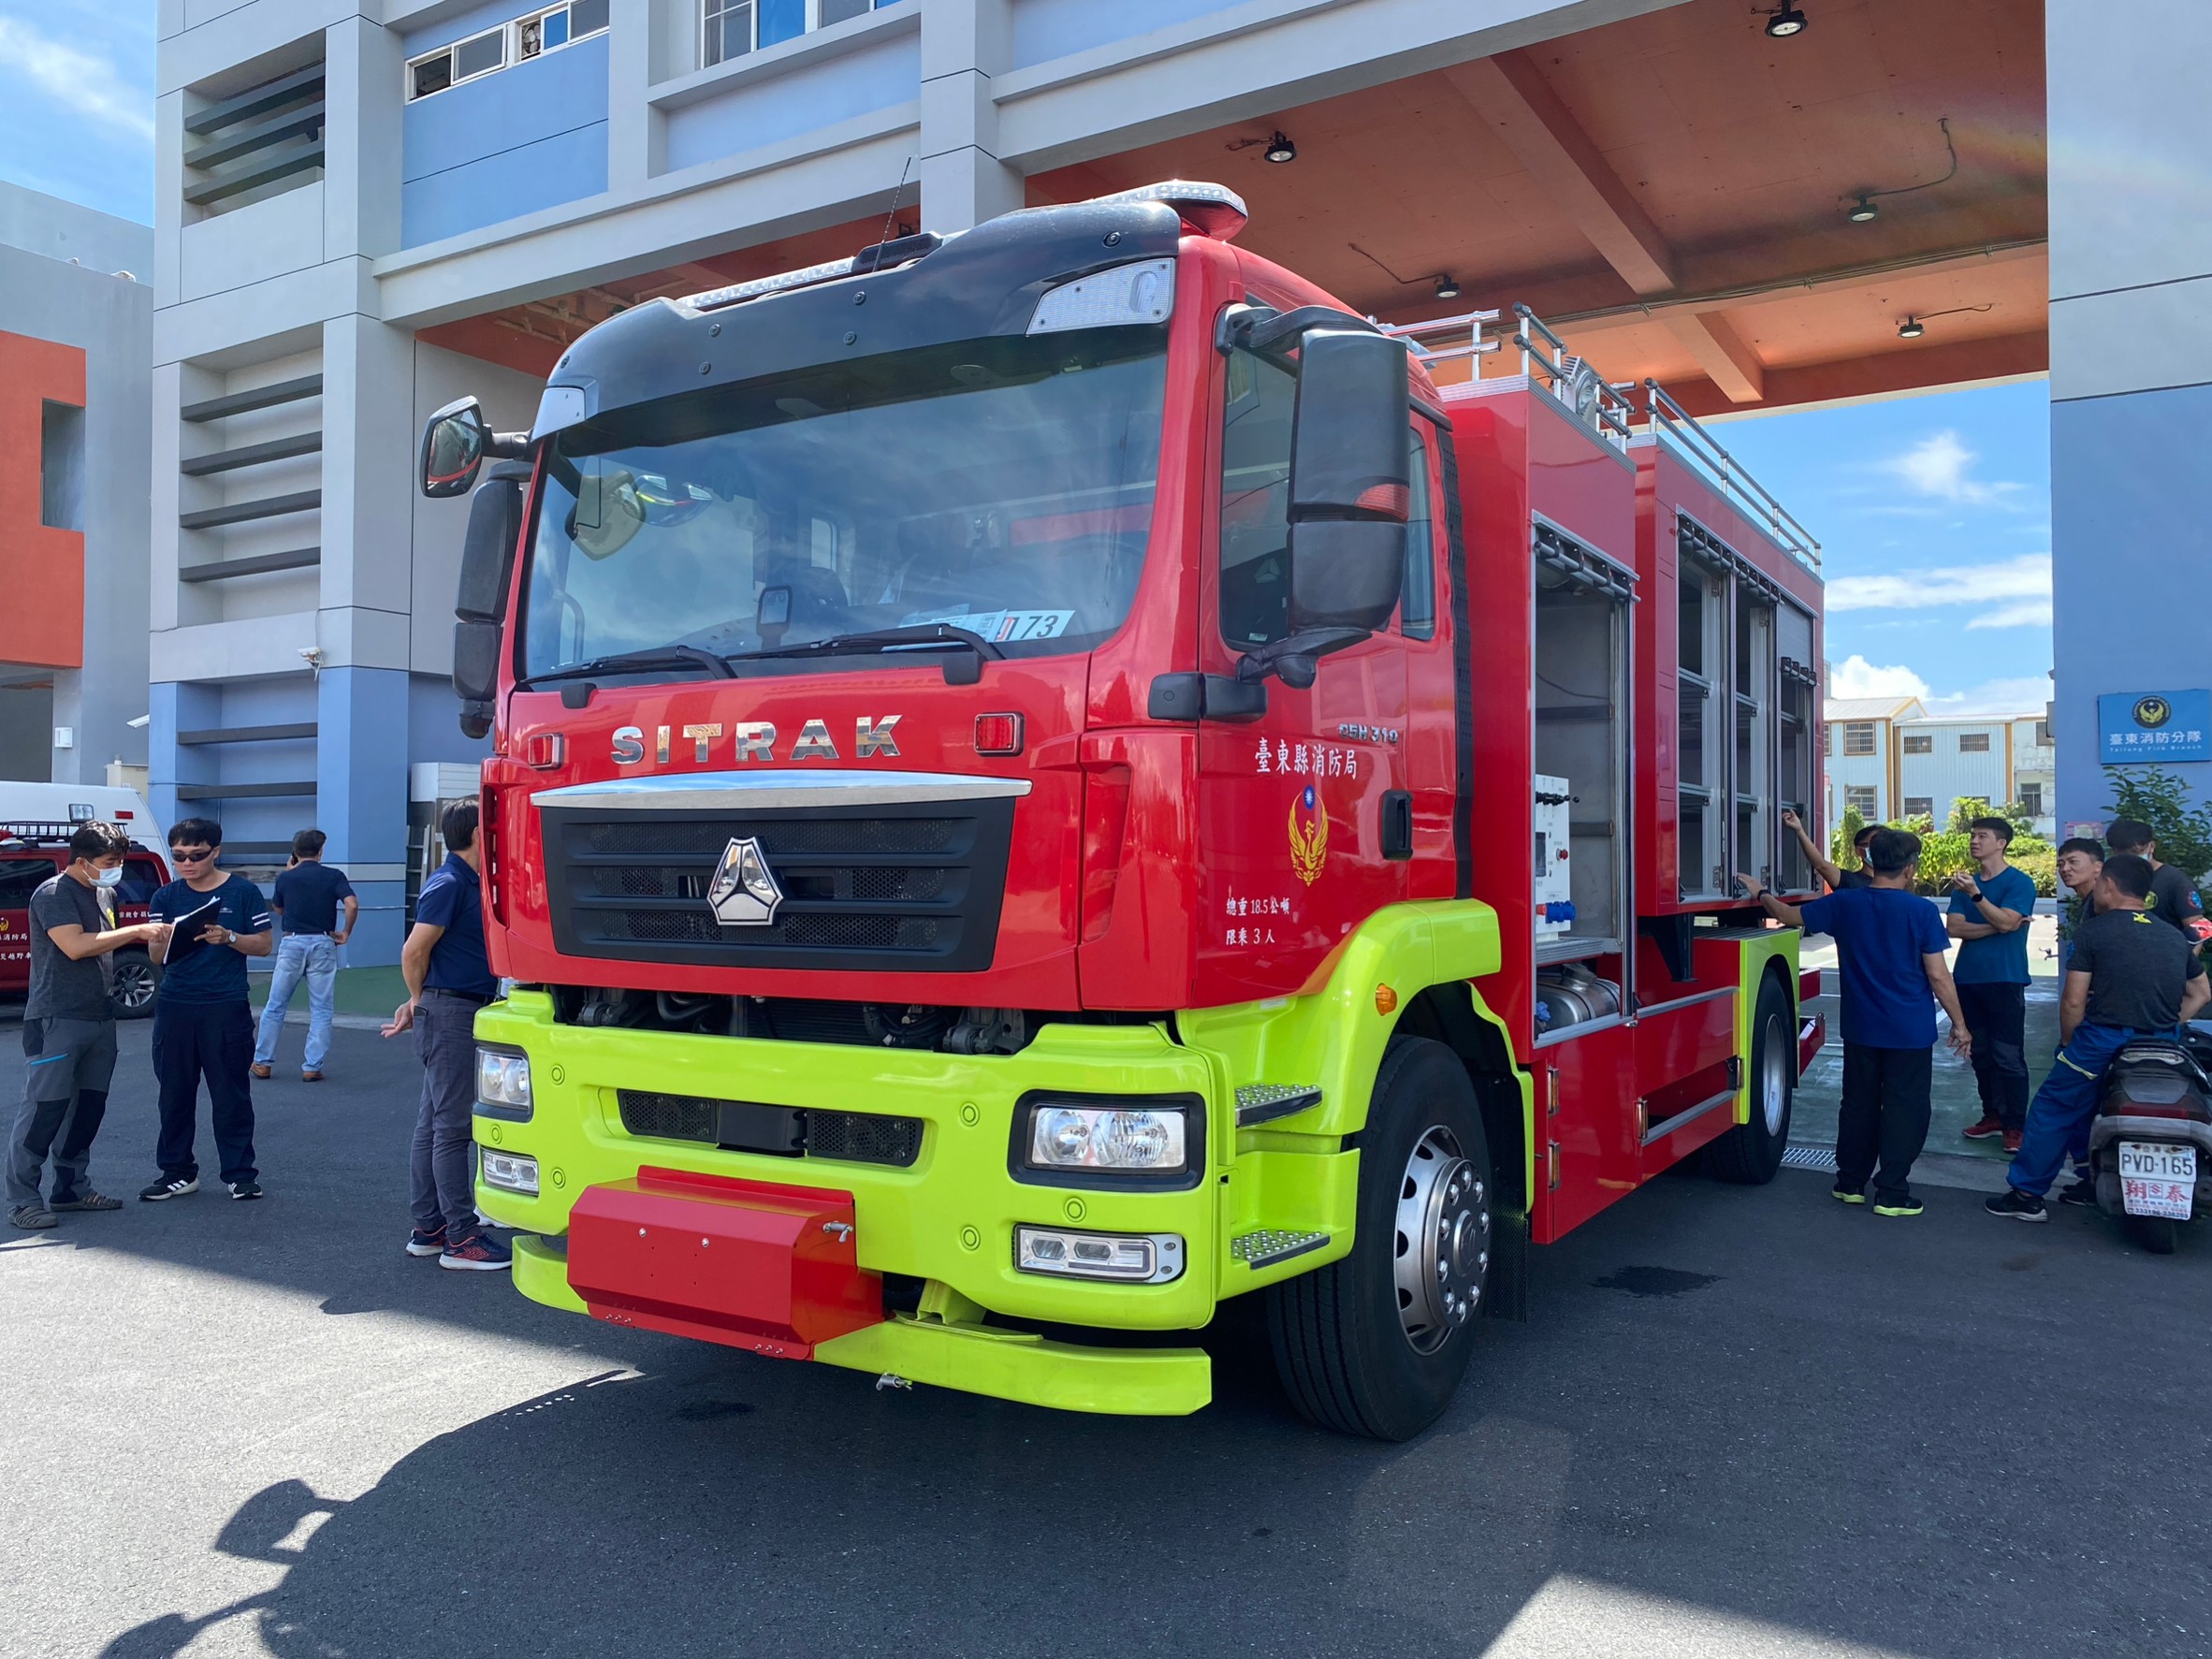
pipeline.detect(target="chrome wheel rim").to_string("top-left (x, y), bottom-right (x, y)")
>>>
top-left (113, 964), bottom-right (153, 1013)
top-left (1393, 1126), bottom-right (1489, 1354)
top-left (1761, 1013), bottom-right (1791, 1137)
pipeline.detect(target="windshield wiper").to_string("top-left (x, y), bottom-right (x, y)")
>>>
top-left (727, 623), bottom-right (1005, 685)
top-left (517, 642), bottom-right (735, 690)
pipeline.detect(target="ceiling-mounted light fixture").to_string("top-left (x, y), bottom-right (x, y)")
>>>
top-left (1766, 4), bottom-right (1808, 36)
top-left (1434, 274), bottom-right (1462, 300)
top-left (1263, 131), bottom-right (1297, 164)
top-left (1895, 302), bottom-right (1992, 341)
top-left (1844, 116), bottom-right (1958, 226)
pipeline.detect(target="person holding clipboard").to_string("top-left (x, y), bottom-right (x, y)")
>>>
top-left (138, 819), bottom-right (275, 1202)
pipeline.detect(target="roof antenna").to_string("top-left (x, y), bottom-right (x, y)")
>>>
top-left (879, 154), bottom-right (915, 249)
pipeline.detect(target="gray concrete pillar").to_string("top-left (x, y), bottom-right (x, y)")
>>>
top-left (920, 0), bottom-right (1023, 231)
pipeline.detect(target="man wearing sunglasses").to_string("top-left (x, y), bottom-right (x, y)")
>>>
top-left (140, 819), bottom-right (274, 1202)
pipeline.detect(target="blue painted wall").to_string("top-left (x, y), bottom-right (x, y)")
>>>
top-left (1011, 0), bottom-right (1232, 69)
top-left (2050, 382), bottom-right (2212, 836)
top-left (401, 33), bottom-right (610, 247)
top-left (317, 667), bottom-right (413, 965)
top-left (409, 671), bottom-right (493, 768)
top-left (663, 28), bottom-right (917, 172)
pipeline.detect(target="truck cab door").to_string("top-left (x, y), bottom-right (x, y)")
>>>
top-left (1196, 337), bottom-right (1408, 1002)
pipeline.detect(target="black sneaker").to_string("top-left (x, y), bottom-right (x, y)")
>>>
top-left (1872, 1194), bottom-right (1924, 1217)
top-left (405, 1224), bottom-right (447, 1259)
top-left (228, 1180), bottom-right (263, 1201)
top-left (138, 1175), bottom-right (198, 1201)
top-left (1985, 1188), bottom-right (2048, 1222)
top-left (2059, 1177), bottom-right (2097, 1208)
top-left (439, 1231), bottom-right (513, 1272)
top-left (1832, 1185), bottom-right (1866, 1205)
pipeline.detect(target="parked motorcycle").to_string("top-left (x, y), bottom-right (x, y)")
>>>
top-left (2087, 1025), bottom-right (2212, 1254)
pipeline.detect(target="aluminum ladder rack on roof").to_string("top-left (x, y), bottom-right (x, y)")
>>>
top-left (1379, 304), bottom-right (1637, 453)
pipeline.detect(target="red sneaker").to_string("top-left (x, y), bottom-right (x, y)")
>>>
top-left (1962, 1115), bottom-right (2004, 1141)
top-left (2001, 1128), bottom-right (2023, 1156)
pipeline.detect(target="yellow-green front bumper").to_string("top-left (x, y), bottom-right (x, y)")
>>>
top-left (471, 991), bottom-right (1340, 1416)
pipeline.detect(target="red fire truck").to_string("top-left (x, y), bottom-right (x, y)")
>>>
top-left (420, 182), bottom-right (1826, 1439)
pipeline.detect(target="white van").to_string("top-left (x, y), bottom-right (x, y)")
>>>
top-left (0, 782), bottom-right (167, 852)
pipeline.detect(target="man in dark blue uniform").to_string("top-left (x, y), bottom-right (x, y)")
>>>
top-left (140, 819), bottom-right (274, 1201)
top-left (384, 800), bottom-right (507, 1270)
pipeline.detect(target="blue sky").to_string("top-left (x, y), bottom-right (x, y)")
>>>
top-left (0, 1), bottom-right (2054, 718)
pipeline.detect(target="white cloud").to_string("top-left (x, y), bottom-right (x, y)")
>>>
top-left (1826, 553), bottom-right (2050, 629)
top-left (1965, 599), bottom-right (2054, 631)
top-left (1828, 655), bottom-right (1930, 701)
top-left (1877, 429), bottom-right (2023, 507)
top-left (0, 17), bottom-right (153, 141)
top-left (1924, 675), bottom-right (2053, 715)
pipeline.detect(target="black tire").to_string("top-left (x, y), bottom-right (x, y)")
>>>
top-left (1266, 1036), bottom-right (1491, 1440)
top-left (1708, 973), bottom-right (1793, 1184)
top-left (109, 950), bottom-right (157, 1021)
top-left (2123, 1214), bottom-right (2178, 1256)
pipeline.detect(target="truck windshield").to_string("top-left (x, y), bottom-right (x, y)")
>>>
top-left (521, 330), bottom-right (1167, 678)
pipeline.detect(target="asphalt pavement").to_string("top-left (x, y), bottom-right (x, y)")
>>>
top-left (5, 1015), bottom-right (2210, 1659)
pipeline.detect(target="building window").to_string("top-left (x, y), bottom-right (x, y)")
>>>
top-left (2035, 720), bottom-right (2052, 747)
top-left (1902, 796), bottom-right (1933, 820)
top-left (2019, 782), bottom-right (2045, 816)
top-left (1901, 732), bottom-right (1932, 754)
top-left (1843, 722), bottom-right (1875, 756)
top-left (1845, 786), bottom-right (1878, 819)
top-left (40, 400), bottom-right (84, 532)
top-left (407, 2), bottom-right (610, 102)
top-left (1822, 723), bottom-right (1831, 757)
top-left (1958, 732), bottom-right (1990, 752)
top-left (704, 0), bottom-right (896, 65)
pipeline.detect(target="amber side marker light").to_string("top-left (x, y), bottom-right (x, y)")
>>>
top-left (1375, 984), bottom-right (1399, 1015)
top-left (975, 713), bottom-right (1025, 756)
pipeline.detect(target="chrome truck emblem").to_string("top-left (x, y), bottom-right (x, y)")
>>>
top-left (706, 837), bottom-right (785, 926)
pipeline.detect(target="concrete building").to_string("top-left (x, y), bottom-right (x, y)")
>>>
top-left (1823, 694), bottom-right (1924, 827)
top-left (0, 183), bottom-right (153, 790)
top-left (1825, 699), bottom-right (2055, 836)
top-left (146, 0), bottom-right (2102, 960)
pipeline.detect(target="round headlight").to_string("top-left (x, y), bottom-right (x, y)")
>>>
top-left (1099, 1111), bottom-right (1171, 1168)
top-left (1038, 1107), bottom-right (1092, 1164)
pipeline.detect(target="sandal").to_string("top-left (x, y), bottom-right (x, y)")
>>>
top-left (50, 1191), bottom-right (123, 1212)
top-left (8, 1204), bottom-right (57, 1230)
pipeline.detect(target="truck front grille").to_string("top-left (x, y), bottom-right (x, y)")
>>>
top-left (617, 1088), bottom-right (924, 1168)
top-left (540, 796), bottom-right (1013, 974)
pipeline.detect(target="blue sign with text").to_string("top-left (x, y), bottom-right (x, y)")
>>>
top-left (2099, 689), bottom-right (2212, 764)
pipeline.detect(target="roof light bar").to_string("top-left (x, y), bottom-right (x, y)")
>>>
top-left (1082, 180), bottom-right (1249, 240)
top-left (683, 255), bottom-right (860, 313)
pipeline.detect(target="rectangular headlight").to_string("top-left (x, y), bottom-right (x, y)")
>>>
top-left (1026, 1102), bottom-right (1186, 1173)
top-left (1015, 1226), bottom-right (1184, 1284)
top-left (475, 1047), bottom-right (532, 1119)
top-left (481, 1150), bottom-right (539, 1196)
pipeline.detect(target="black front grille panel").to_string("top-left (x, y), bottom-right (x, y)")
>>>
top-left (617, 1088), bottom-right (924, 1168)
top-left (542, 796), bottom-right (1016, 974)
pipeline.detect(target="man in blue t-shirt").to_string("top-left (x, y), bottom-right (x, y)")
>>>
top-left (252, 827), bottom-right (359, 1084)
top-left (139, 819), bottom-right (275, 1202)
top-left (383, 800), bottom-right (508, 1272)
top-left (1739, 828), bottom-right (1972, 1215)
top-left (1946, 816), bottom-right (2039, 1154)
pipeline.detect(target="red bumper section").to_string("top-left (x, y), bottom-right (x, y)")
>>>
top-left (1797, 1012), bottom-right (1826, 1076)
top-left (566, 1168), bottom-right (883, 1360)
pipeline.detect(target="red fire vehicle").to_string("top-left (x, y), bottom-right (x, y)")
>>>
top-left (420, 182), bottom-right (1826, 1438)
top-left (0, 823), bottom-right (169, 1017)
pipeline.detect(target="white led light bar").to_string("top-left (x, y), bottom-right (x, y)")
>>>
top-left (1015, 1226), bottom-right (1185, 1284)
top-left (1028, 257), bottom-right (1175, 335)
top-left (1080, 180), bottom-right (1248, 234)
top-left (481, 1150), bottom-right (540, 1197)
top-left (683, 256), bottom-right (860, 313)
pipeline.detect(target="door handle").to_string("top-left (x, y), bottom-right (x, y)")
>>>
top-left (1380, 790), bottom-right (1414, 860)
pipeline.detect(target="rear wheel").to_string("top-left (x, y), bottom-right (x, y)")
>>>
top-left (1266, 1037), bottom-right (1491, 1440)
top-left (1708, 974), bottom-right (1793, 1184)
top-left (2123, 1214), bottom-right (2178, 1256)
top-left (109, 950), bottom-right (156, 1021)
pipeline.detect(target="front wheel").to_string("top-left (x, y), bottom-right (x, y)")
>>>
top-left (109, 950), bottom-right (157, 1021)
top-left (1266, 1037), bottom-right (1492, 1441)
top-left (1707, 974), bottom-right (1793, 1184)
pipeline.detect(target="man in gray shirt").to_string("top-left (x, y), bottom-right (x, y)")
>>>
top-left (7, 822), bottom-right (171, 1230)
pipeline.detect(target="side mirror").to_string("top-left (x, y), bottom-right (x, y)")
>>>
top-left (452, 463), bottom-right (528, 736)
top-left (421, 397), bottom-right (489, 499)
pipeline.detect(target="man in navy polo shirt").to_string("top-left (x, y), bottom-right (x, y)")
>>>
top-left (140, 819), bottom-right (275, 1202)
top-left (1947, 816), bottom-right (2039, 1154)
top-left (253, 827), bottom-right (359, 1084)
top-left (383, 800), bottom-right (507, 1271)
top-left (1739, 828), bottom-right (1972, 1215)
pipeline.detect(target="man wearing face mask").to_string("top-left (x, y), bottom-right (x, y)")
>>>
top-left (7, 822), bottom-right (171, 1230)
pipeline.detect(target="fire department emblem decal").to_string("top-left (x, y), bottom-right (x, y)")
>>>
top-left (706, 837), bottom-right (785, 926)
top-left (1288, 785), bottom-right (1329, 886)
